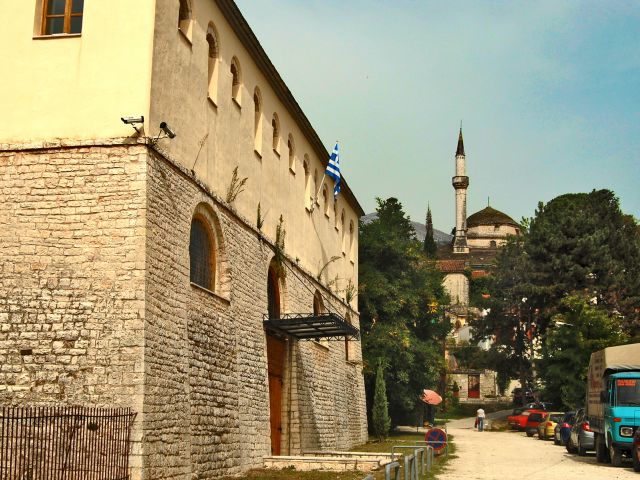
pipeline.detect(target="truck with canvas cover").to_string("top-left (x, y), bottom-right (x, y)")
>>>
top-left (586, 343), bottom-right (640, 466)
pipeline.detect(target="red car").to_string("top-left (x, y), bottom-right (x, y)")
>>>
top-left (508, 408), bottom-right (546, 431)
top-left (525, 411), bottom-right (547, 437)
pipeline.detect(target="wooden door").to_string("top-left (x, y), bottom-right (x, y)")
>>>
top-left (267, 334), bottom-right (286, 455)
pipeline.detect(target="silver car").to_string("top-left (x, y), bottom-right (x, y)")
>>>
top-left (566, 408), bottom-right (594, 455)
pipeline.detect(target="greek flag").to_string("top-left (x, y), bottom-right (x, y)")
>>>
top-left (325, 143), bottom-right (341, 198)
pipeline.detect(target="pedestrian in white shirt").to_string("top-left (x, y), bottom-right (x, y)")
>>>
top-left (476, 408), bottom-right (485, 432)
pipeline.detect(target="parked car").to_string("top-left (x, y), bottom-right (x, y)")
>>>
top-left (633, 428), bottom-right (640, 472)
top-left (526, 411), bottom-right (547, 437)
top-left (566, 408), bottom-right (594, 456)
top-left (553, 411), bottom-right (575, 446)
top-left (537, 412), bottom-right (564, 440)
top-left (508, 408), bottom-right (546, 431)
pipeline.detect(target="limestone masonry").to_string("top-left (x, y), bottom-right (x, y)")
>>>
top-left (0, 1), bottom-right (368, 478)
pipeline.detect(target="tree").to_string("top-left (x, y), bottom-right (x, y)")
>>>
top-left (526, 190), bottom-right (640, 330)
top-left (472, 189), bottom-right (640, 395)
top-left (371, 363), bottom-right (391, 441)
top-left (359, 198), bottom-right (449, 426)
top-left (537, 295), bottom-right (628, 408)
top-left (423, 205), bottom-right (437, 258)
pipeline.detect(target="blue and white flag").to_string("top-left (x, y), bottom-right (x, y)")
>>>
top-left (325, 143), bottom-right (341, 198)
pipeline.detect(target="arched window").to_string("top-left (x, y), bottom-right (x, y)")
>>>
top-left (190, 216), bottom-right (215, 290)
top-left (322, 185), bottom-right (329, 217)
top-left (303, 157), bottom-right (311, 210)
top-left (313, 291), bottom-right (324, 316)
top-left (230, 57), bottom-right (241, 103)
top-left (267, 262), bottom-right (281, 319)
top-left (254, 88), bottom-right (263, 156)
top-left (490, 240), bottom-right (497, 248)
top-left (272, 114), bottom-right (280, 154)
top-left (206, 23), bottom-right (219, 103)
top-left (287, 135), bottom-right (295, 173)
top-left (178, 0), bottom-right (193, 41)
top-left (340, 210), bottom-right (346, 252)
top-left (349, 220), bottom-right (355, 262)
top-left (313, 169), bottom-right (319, 206)
top-left (345, 313), bottom-right (352, 362)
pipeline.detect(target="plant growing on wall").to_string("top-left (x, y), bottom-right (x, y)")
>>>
top-left (273, 215), bottom-right (286, 280)
top-left (345, 279), bottom-right (356, 305)
top-left (226, 166), bottom-right (248, 204)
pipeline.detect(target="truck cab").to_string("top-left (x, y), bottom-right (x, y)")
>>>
top-left (601, 372), bottom-right (640, 465)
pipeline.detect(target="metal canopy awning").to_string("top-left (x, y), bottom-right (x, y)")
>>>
top-left (263, 312), bottom-right (360, 341)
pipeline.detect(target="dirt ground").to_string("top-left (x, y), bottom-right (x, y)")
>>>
top-left (443, 413), bottom-right (639, 480)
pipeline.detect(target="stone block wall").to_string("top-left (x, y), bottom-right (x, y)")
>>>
top-left (0, 142), bottom-right (368, 479)
top-left (143, 148), bottom-right (367, 477)
top-left (0, 143), bottom-right (148, 473)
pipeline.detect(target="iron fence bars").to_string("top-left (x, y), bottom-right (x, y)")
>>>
top-left (0, 406), bottom-right (136, 480)
top-left (385, 460), bottom-right (401, 480)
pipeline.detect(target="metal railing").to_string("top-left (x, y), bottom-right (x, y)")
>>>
top-left (0, 405), bottom-right (136, 480)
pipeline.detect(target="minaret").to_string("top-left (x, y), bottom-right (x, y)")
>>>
top-left (452, 128), bottom-right (469, 254)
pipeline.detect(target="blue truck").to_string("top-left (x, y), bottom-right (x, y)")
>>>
top-left (586, 343), bottom-right (640, 467)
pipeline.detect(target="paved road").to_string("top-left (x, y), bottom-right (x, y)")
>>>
top-left (443, 415), bottom-right (639, 479)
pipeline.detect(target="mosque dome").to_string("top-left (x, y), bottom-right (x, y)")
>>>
top-left (467, 206), bottom-right (518, 228)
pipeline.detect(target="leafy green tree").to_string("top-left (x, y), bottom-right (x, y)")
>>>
top-left (537, 295), bottom-right (628, 408)
top-left (527, 189), bottom-right (640, 330)
top-left (360, 198), bottom-right (449, 426)
top-left (423, 205), bottom-right (438, 258)
top-left (371, 363), bottom-right (391, 440)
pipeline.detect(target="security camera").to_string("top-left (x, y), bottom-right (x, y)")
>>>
top-left (160, 122), bottom-right (176, 139)
top-left (121, 116), bottom-right (144, 125)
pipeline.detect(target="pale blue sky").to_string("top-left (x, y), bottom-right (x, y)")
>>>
top-left (235, 0), bottom-right (639, 231)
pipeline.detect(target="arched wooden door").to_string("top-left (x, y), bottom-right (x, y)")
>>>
top-left (266, 264), bottom-right (285, 455)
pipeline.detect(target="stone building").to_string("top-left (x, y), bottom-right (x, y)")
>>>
top-left (437, 129), bottom-right (519, 402)
top-left (0, 1), bottom-right (367, 478)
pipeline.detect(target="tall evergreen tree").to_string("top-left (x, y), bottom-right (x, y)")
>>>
top-left (423, 205), bottom-right (438, 258)
top-left (371, 363), bottom-right (391, 441)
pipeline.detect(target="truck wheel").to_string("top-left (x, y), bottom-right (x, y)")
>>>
top-left (595, 434), bottom-right (608, 463)
top-left (609, 443), bottom-right (623, 467)
top-left (633, 445), bottom-right (640, 472)
top-left (526, 430), bottom-right (534, 437)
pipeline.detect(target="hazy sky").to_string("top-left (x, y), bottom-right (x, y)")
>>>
top-left (235, 0), bottom-right (639, 232)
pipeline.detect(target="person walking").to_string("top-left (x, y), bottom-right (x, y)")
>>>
top-left (476, 407), bottom-right (485, 432)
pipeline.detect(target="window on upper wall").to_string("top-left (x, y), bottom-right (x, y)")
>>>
top-left (253, 88), bottom-right (263, 156)
top-left (303, 158), bottom-right (311, 210)
top-left (349, 220), bottom-right (355, 262)
top-left (230, 57), bottom-right (241, 104)
top-left (190, 216), bottom-right (216, 291)
top-left (287, 135), bottom-right (296, 173)
top-left (322, 185), bottom-right (329, 217)
top-left (206, 23), bottom-right (220, 104)
top-left (340, 210), bottom-right (346, 253)
top-left (178, 0), bottom-right (193, 41)
top-left (41, 0), bottom-right (84, 35)
top-left (272, 114), bottom-right (280, 155)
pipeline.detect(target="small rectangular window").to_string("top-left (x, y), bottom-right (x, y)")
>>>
top-left (42, 0), bottom-right (83, 35)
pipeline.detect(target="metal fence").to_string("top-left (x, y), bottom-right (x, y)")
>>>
top-left (0, 406), bottom-right (136, 480)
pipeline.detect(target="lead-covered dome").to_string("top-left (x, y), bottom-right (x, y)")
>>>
top-left (467, 206), bottom-right (518, 228)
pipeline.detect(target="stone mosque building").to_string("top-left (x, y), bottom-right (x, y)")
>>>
top-left (437, 130), bottom-right (520, 401)
top-left (0, 1), bottom-right (367, 478)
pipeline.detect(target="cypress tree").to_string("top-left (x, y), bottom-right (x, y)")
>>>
top-left (371, 363), bottom-right (391, 441)
top-left (424, 205), bottom-right (437, 257)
